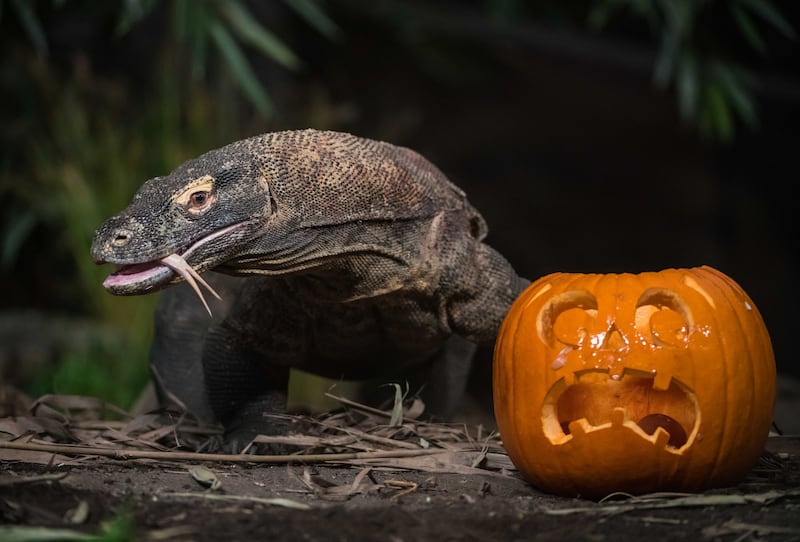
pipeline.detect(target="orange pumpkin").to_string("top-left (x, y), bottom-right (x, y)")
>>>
top-left (493, 266), bottom-right (776, 498)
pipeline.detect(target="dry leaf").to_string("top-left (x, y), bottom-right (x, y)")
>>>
top-left (189, 466), bottom-right (221, 490)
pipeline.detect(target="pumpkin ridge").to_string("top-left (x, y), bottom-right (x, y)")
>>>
top-left (700, 267), bottom-right (774, 485)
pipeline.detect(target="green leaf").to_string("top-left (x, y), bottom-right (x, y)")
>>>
top-left (208, 20), bottom-right (274, 118)
top-left (653, 28), bottom-right (679, 87)
top-left (701, 82), bottom-right (734, 141)
top-left (739, 0), bottom-right (797, 39)
top-left (116, 0), bottom-right (159, 35)
top-left (383, 382), bottom-right (406, 426)
top-left (675, 53), bottom-right (698, 120)
top-left (390, 383), bottom-right (404, 426)
top-left (711, 62), bottom-right (757, 126)
top-left (95, 506), bottom-right (136, 542)
top-left (587, 1), bottom-right (621, 31)
top-left (1, 210), bottom-right (36, 268)
top-left (178, 0), bottom-right (211, 78)
top-left (282, 0), bottom-right (341, 40)
top-left (189, 6), bottom-right (210, 79)
top-left (172, 0), bottom-right (210, 78)
top-left (174, 0), bottom-right (190, 41)
top-left (656, 0), bottom-right (693, 37)
top-left (222, 0), bottom-right (303, 70)
top-left (629, 0), bottom-right (657, 20)
top-left (0, 526), bottom-right (95, 542)
top-left (732, 5), bottom-right (767, 55)
top-left (10, 0), bottom-right (47, 53)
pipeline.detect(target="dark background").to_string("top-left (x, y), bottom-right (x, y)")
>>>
top-left (1, 1), bottom-right (797, 408)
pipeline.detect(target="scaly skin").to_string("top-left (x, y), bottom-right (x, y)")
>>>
top-left (91, 129), bottom-right (528, 450)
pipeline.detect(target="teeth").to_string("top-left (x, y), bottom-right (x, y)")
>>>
top-left (567, 419), bottom-right (588, 436)
top-left (653, 427), bottom-right (671, 448)
top-left (611, 407), bottom-right (626, 427)
top-left (608, 364), bottom-right (624, 380)
top-left (652, 371), bottom-right (672, 391)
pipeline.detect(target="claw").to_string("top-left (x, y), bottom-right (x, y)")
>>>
top-left (161, 253), bottom-right (222, 317)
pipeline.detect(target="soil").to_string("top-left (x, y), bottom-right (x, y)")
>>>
top-left (1, 401), bottom-right (799, 542)
top-left (2, 448), bottom-right (800, 542)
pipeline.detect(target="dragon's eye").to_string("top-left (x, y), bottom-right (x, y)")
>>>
top-left (189, 191), bottom-right (209, 207)
top-left (174, 175), bottom-right (216, 214)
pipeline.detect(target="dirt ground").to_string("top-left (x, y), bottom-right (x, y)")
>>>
top-left (1, 452), bottom-right (798, 542)
top-left (1, 393), bottom-right (800, 542)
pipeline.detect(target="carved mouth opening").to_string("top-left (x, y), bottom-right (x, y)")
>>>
top-left (542, 370), bottom-right (698, 451)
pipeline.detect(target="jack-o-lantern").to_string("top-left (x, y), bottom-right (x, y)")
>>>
top-left (493, 266), bottom-right (775, 498)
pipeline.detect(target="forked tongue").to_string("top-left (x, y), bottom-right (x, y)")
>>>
top-left (161, 253), bottom-right (222, 317)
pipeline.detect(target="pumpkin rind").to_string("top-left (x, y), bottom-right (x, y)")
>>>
top-left (493, 266), bottom-right (776, 498)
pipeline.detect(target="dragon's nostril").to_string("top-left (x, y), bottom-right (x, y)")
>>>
top-left (112, 230), bottom-right (131, 247)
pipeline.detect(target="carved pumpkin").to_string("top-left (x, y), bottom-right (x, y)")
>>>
top-left (493, 266), bottom-right (776, 498)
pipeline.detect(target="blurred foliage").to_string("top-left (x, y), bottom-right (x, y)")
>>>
top-left (354, 0), bottom-right (795, 141)
top-left (0, 0), bottom-right (794, 407)
top-left (8, 0), bottom-right (340, 117)
top-left (1, 53), bottom-right (241, 405)
top-left (0, 503), bottom-right (136, 541)
top-left (588, 0), bottom-right (796, 141)
top-left (0, 0), bottom-right (338, 406)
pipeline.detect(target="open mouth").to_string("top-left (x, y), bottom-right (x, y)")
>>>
top-left (103, 260), bottom-right (172, 290)
top-left (542, 369), bottom-right (698, 450)
top-left (98, 223), bottom-right (246, 316)
top-left (102, 253), bottom-right (221, 317)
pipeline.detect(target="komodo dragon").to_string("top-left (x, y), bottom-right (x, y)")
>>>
top-left (91, 129), bottom-right (528, 450)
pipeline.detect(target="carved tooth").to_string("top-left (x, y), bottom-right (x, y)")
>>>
top-left (611, 407), bottom-right (626, 427)
top-left (653, 427), bottom-right (671, 448)
top-left (608, 364), bottom-right (624, 380)
top-left (652, 371), bottom-right (672, 391)
top-left (567, 419), bottom-right (588, 436)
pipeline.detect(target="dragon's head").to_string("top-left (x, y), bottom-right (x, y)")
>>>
top-left (91, 142), bottom-right (269, 315)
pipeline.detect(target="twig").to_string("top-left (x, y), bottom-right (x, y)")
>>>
top-left (0, 439), bottom-right (445, 464)
top-left (311, 418), bottom-right (421, 449)
top-left (543, 489), bottom-right (800, 516)
top-left (0, 472), bottom-right (69, 486)
top-left (323, 392), bottom-right (395, 419)
top-left (706, 520), bottom-right (800, 536)
top-left (385, 479), bottom-right (418, 500)
top-left (161, 492), bottom-right (311, 510)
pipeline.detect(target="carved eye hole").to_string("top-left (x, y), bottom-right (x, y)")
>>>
top-left (635, 288), bottom-right (693, 347)
top-left (553, 307), bottom-right (596, 347)
top-left (537, 290), bottom-right (598, 347)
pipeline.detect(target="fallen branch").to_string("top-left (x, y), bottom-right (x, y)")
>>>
top-left (543, 489), bottom-right (800, 515)
top-left (323, 391), bottom-right (396, 419)
top-left (0, 438), bottom-right (446, 464)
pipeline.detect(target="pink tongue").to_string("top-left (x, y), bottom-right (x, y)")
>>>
top-left (103, 262), bottom-right (169, 288)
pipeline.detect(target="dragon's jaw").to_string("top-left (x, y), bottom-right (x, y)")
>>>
top-left (103, 260), bottom-right (173, 292)
top-left (98, 222), bottom-right (246, 316)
